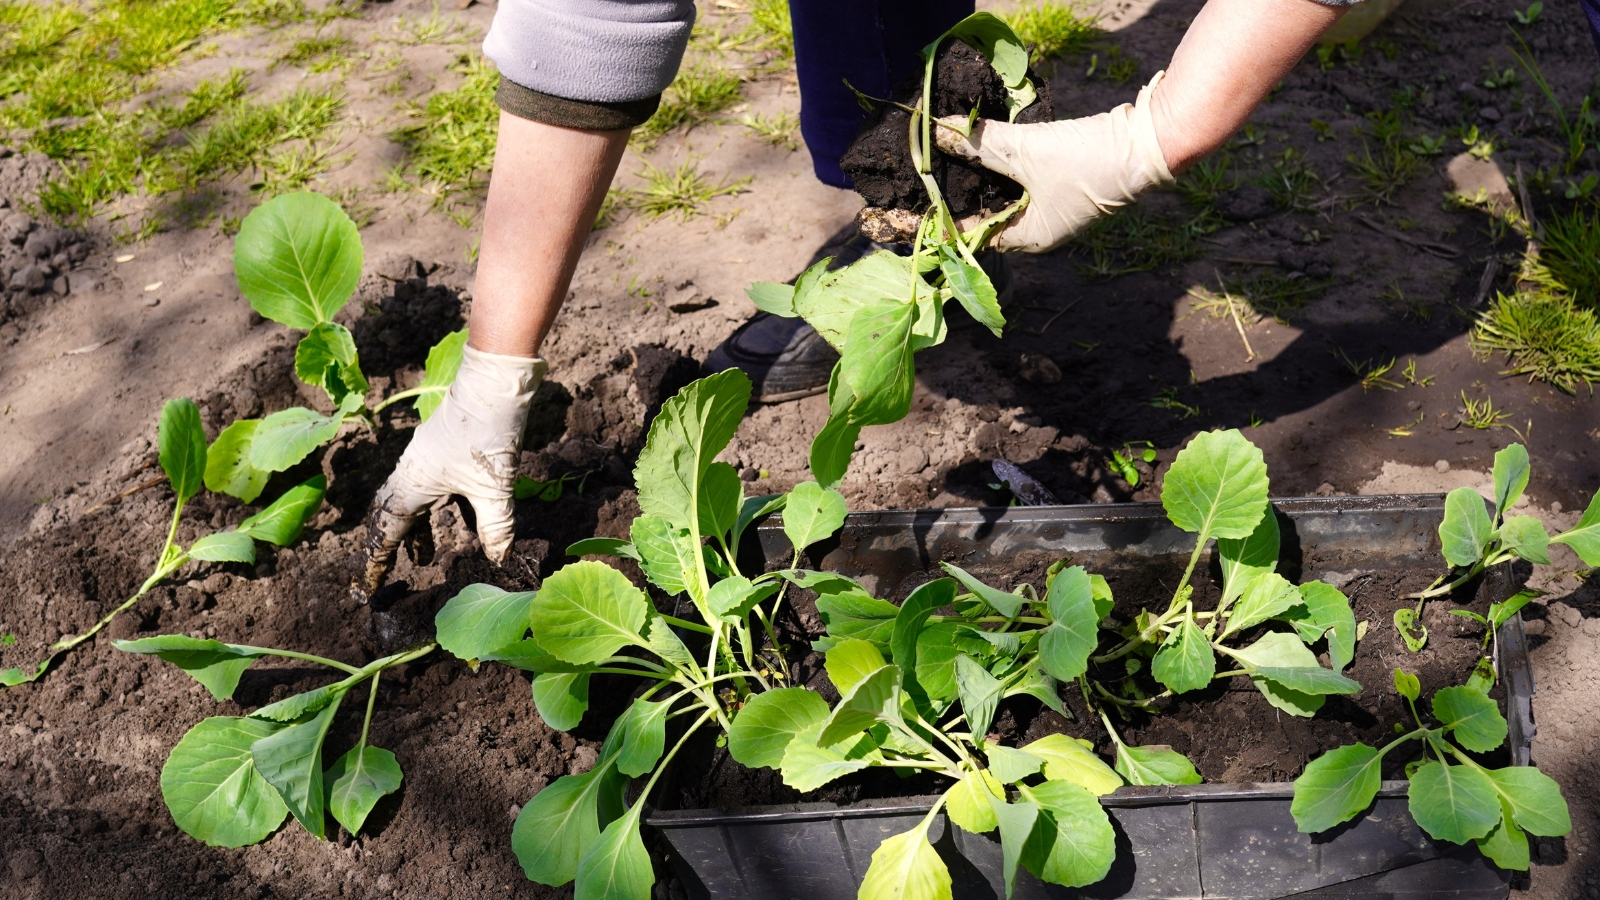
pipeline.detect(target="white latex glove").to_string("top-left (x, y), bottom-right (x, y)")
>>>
top-left (359, 346), bottom-right (546, 595)
top-left (936, 71), bottom-right (1175, 254)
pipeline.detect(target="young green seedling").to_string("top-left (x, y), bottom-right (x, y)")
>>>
top-left (1292, 668), bottom-right (1569, 870)
top-left (212, 191), bottom-right (469, 503)
top-left (744, 12), bottom-right (1036, 488)
top-left (116, 635), bottom-right (433, 845)
top-left (1394, 444), bottom-right (1600, 651)
top-left (1, 398), bottom-right (326, 686)
top-left (434, 371), bottom-right (851, 900)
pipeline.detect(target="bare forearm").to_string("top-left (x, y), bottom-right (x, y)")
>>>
top-left (468, 112), bottom-right (629, 357)
top-left (1151, 0), bottom-right (1345, 174)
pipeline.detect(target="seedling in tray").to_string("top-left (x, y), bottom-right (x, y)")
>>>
top-left (1, 398), bottom-right (326, 685)
top-left (744, 12), bottom-right (1036, 488)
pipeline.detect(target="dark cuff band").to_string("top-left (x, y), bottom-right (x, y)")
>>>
top-left (495, 76), bottom-right (660, 131)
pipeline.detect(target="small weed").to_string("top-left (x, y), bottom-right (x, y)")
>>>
top-left (1073, 206), bottom-right (1217, 277)
top-left (1147, 387), bottom-right (1200, 418)
top-left (390, 2), bottom-right (468, 45)
top-left (1107, 441), bottom-right (1158, 486)
top-left (1380, 281), bottom-right (1434, 322)
top-left (1510, 33), bottom-right (1593, 174)
top-left (1481, 64), bottom-right (1518, 90)
top-left (276, 32), bottom-right (352, 71)
top-left (393, 55), bottom-right (498, 199)
top-left (1347, 141), bottom-right (1422, 205)
top-left (1564, 174), bottom-right (1598, 200)
top-left (1310, 119), bottom-right (1335, 142)
top-left (1175, 152), bottom-right (1234, 206)
top-left (1387, 412), bottom-right (1425, 436)
top-left (629, 160), bottom-right (751, 221)
top-left (1460, 124), bottom-right (1496, 161)
top-left (747, 0), bottom-right (793, 57)
top-left (1084, 44), bottom-right (1139, 85)
top-left (1002, 1), bottom-right (1100, 65)
top-left (1473, 291), bottom-right (1600, 392)
top-left (1407, 133), bottom-right (1448, 156)
top-left (1334, 348), bottom-right (1403, 391)
top-left (633, 65), bottom-right (745, 146)
top-left (1528, 207), bottom-right (1600, 309)
top-left (739, 111), bottom-right (799, 149)
top-left (594, 188), bottom-right (628, 230)
top-left (1257, 148), bottom-right (1323, 211)
top-left (1, 634), bottom-right (15, 646)
top-left (1401, 358), bottom-right (1435, 386)
top-left (1459, 390), bottom-right (1512, 429)
top-left (1514, 1), bottom-right (1543, 24)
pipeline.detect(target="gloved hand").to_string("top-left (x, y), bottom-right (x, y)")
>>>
top-left (358, 346), bottom-right (546, 597)
top-left (935, 71), bottom-right (1174, 254)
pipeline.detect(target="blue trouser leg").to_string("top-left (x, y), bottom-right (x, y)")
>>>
top-left (789, 0), bottom-right (974, 188)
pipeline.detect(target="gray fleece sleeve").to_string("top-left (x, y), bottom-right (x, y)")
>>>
top-left (483, 0), bottom-right (696, 105)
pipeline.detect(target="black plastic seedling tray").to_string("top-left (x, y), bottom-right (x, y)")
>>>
top-left (646, 495), bottom-right (1534, 900)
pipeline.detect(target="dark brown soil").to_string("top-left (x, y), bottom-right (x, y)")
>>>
top-left (840, 39), bottom-right (1055, 219)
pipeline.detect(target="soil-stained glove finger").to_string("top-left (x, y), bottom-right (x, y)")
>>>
top-left (355, 347), bottom-right (546, 596)
top-left (933, 72), bottom-right (1174, 254)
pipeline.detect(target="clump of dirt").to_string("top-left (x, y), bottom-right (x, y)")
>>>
top-left (0, 152), bottom-right (93, 330)
top-left (840, 39), bottom-right (1054, 219)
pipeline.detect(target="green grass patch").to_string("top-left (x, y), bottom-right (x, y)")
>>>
top-left (1526, 207), bottom-right (1600, 310)
top-left (633, 65), bottom-right (745, 147)
top-left (747, 0), bottom-right (792, 57)
top-left (627, 159), bottom-right (749, 221)
top-left (1001, 1), bottom-right (1100, 65)
top-left (1072, 205), bottom-right (1220, 278)
top-left (1473, 291), bottom-right (1600, 393)
top-left (392, 54), bottom-right (499, 199)
top-left (276, 32), bottom-right (354, 72)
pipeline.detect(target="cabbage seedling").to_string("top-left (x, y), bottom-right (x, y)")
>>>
top-left (210, 192), bottom-right (467, 503)
top-left (434, 370), bottom-right (850, 899)
top-left (744, 12), bottom-right (1036, 487)
top-left (1292, 669), bottom-right (1569, 870)
top-left (1, 398), bottom-right (325, 686)
top-left (1394, 443), bottom-right (1600, 650)
top-left (116, 635), bottom-right (434, 845)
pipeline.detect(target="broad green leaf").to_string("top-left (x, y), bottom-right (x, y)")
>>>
top-left (614, 697), bottom-right (671, 777)
top-left (1409, 757), bottom-right (1500, 844)
top-left (984, 744), bottom-right (1044, 783)
top-left (238, 475), bottom-right (326, 546)
top-left (1486, 767), bottom-right (1571, 836)
top-left (1160, 429), bottom-right (1270, 542)
top-left (946, 768), bottom-right (1004, 834)
top-left (532, 672), bottom-right (591, 731)
top-left (939, 562), bottom-right (1024, 618)
top-left (161, 716), bottom-right (289, 847)
top-left (1432, 686), bottom-right (1507, 752)
top-left (943, 12), bottom-right (1031, 88)
top-left (566, 537), bottom-right (639, 560)
top-left (1285, 582), bottom-right (1357, 670)
top-left (815, 590), bottom-right (901, 652)
top-left (1476, 798), bottom-right (1529, 870)
top-left (1229, 631), bottom-right (1327, 717)
top-left (575, 805), bottom-right (651, 900)
top-left (706, 576), bottom-right (779, 622)
top-left (204, 419), bottom-right (269, 502)
top-left (729, 688), bottom-right (830, 769)
top-left (1151, 615), bottom-right (1215, 694)
top-left (188, 531), bottom-right (256, 563)
top-left (794, 251), bottom-right (928, 351)
top-left (249, 406), bottom-right (341, 473)
top-left (326, 746), bottom-right (402, 835)
top-left (1291, 743), bottom-right (1384, 833)
top-left (1019, 780), bottom-right (1116, 888)
top-left (1551, 490), bottom-right (1600, 566)
top-left (634, 369), bottom-right (751, 532)
top-left (746, 280), bottom-right (797, 316)
top-left (988, 797), bottom-right (1039, 899)
top-left (836, 298), bottom-right (918, 426)
top-left (857, 822), bottom-right (952, 900)
top-left (783, 481), bottom-right (848, 551)
top-left (1021, 734), bottom-right (1123, 796)
top-left (939, 249), bottom-right (1003, 338)
top-left (295, 322), bottom-right (367, 406)
top-left (955, 655), bottom-right (1003, 739)
top-left (1492, 443), bottom-right (1530, 519)
top-left (159, 397), bottom-right (207, 502)
top-left (809, 407), bottom-right (860, 491)
top-left (1394, 668), bottom-right (1421, 701)
top-left (530, 561), bottom-right (648, 665)
top-left (1498, 515), bottom-right (1551, 565)
top-left (698, 461), bottom-right (742, 542)
top-left (234, 191), bottom-right (362, 329)
top-left (1115, 744), bottom-right (1201, 786)
top-left (732, 493), bottom-right (786, 549)
top-left (479, 637), bottom-right (592, 673)
top-left (513, 768), bottom-right (611, 885)
top-left (1089, 574), bottom-right (1114, 620)
top-left (250, 680), bottom-right (349, 722)
top-left (436, 583), bottom-right (534, 662)
top-left (414, 329), bottom-right (468, 422)
top-left (825, 639), bottom-right (888, 694)
top-left (819, 664), bottom-right (902, 747)
top-left (1039, 565), bottom-right (1098, 682)
top-left (1217, 506), bottom-right (1279, 610)
top-left (780, 722), bottom-right (874, 791)
top-left (251, 696), bottom-right (343, 839)
top-left (1466, 656), bottom-right (1498, 694)
top-left (1005, 664), bottom-right (1067, 716)
top-left (1394, 607), bottom-right (1428, 652)
top-left (1253, 666), bottom-right (1361, 696)
top-left (642, 617), bottom-right (694, 671)
top-left (914, 622), bottom-right (967, 702)
top-left (630, 515), bottom-right (701, 600)
top-left (1490, 590), bottom-right (1537, 631)
top-left (114, 635), bottom-right (264, 701)
top-left (1440, 487), bottom-right (1494, 568)
top-left (892, 578), bottom-right (957, 697)
top-left (1223, 572), bottom-right (1301, 637)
